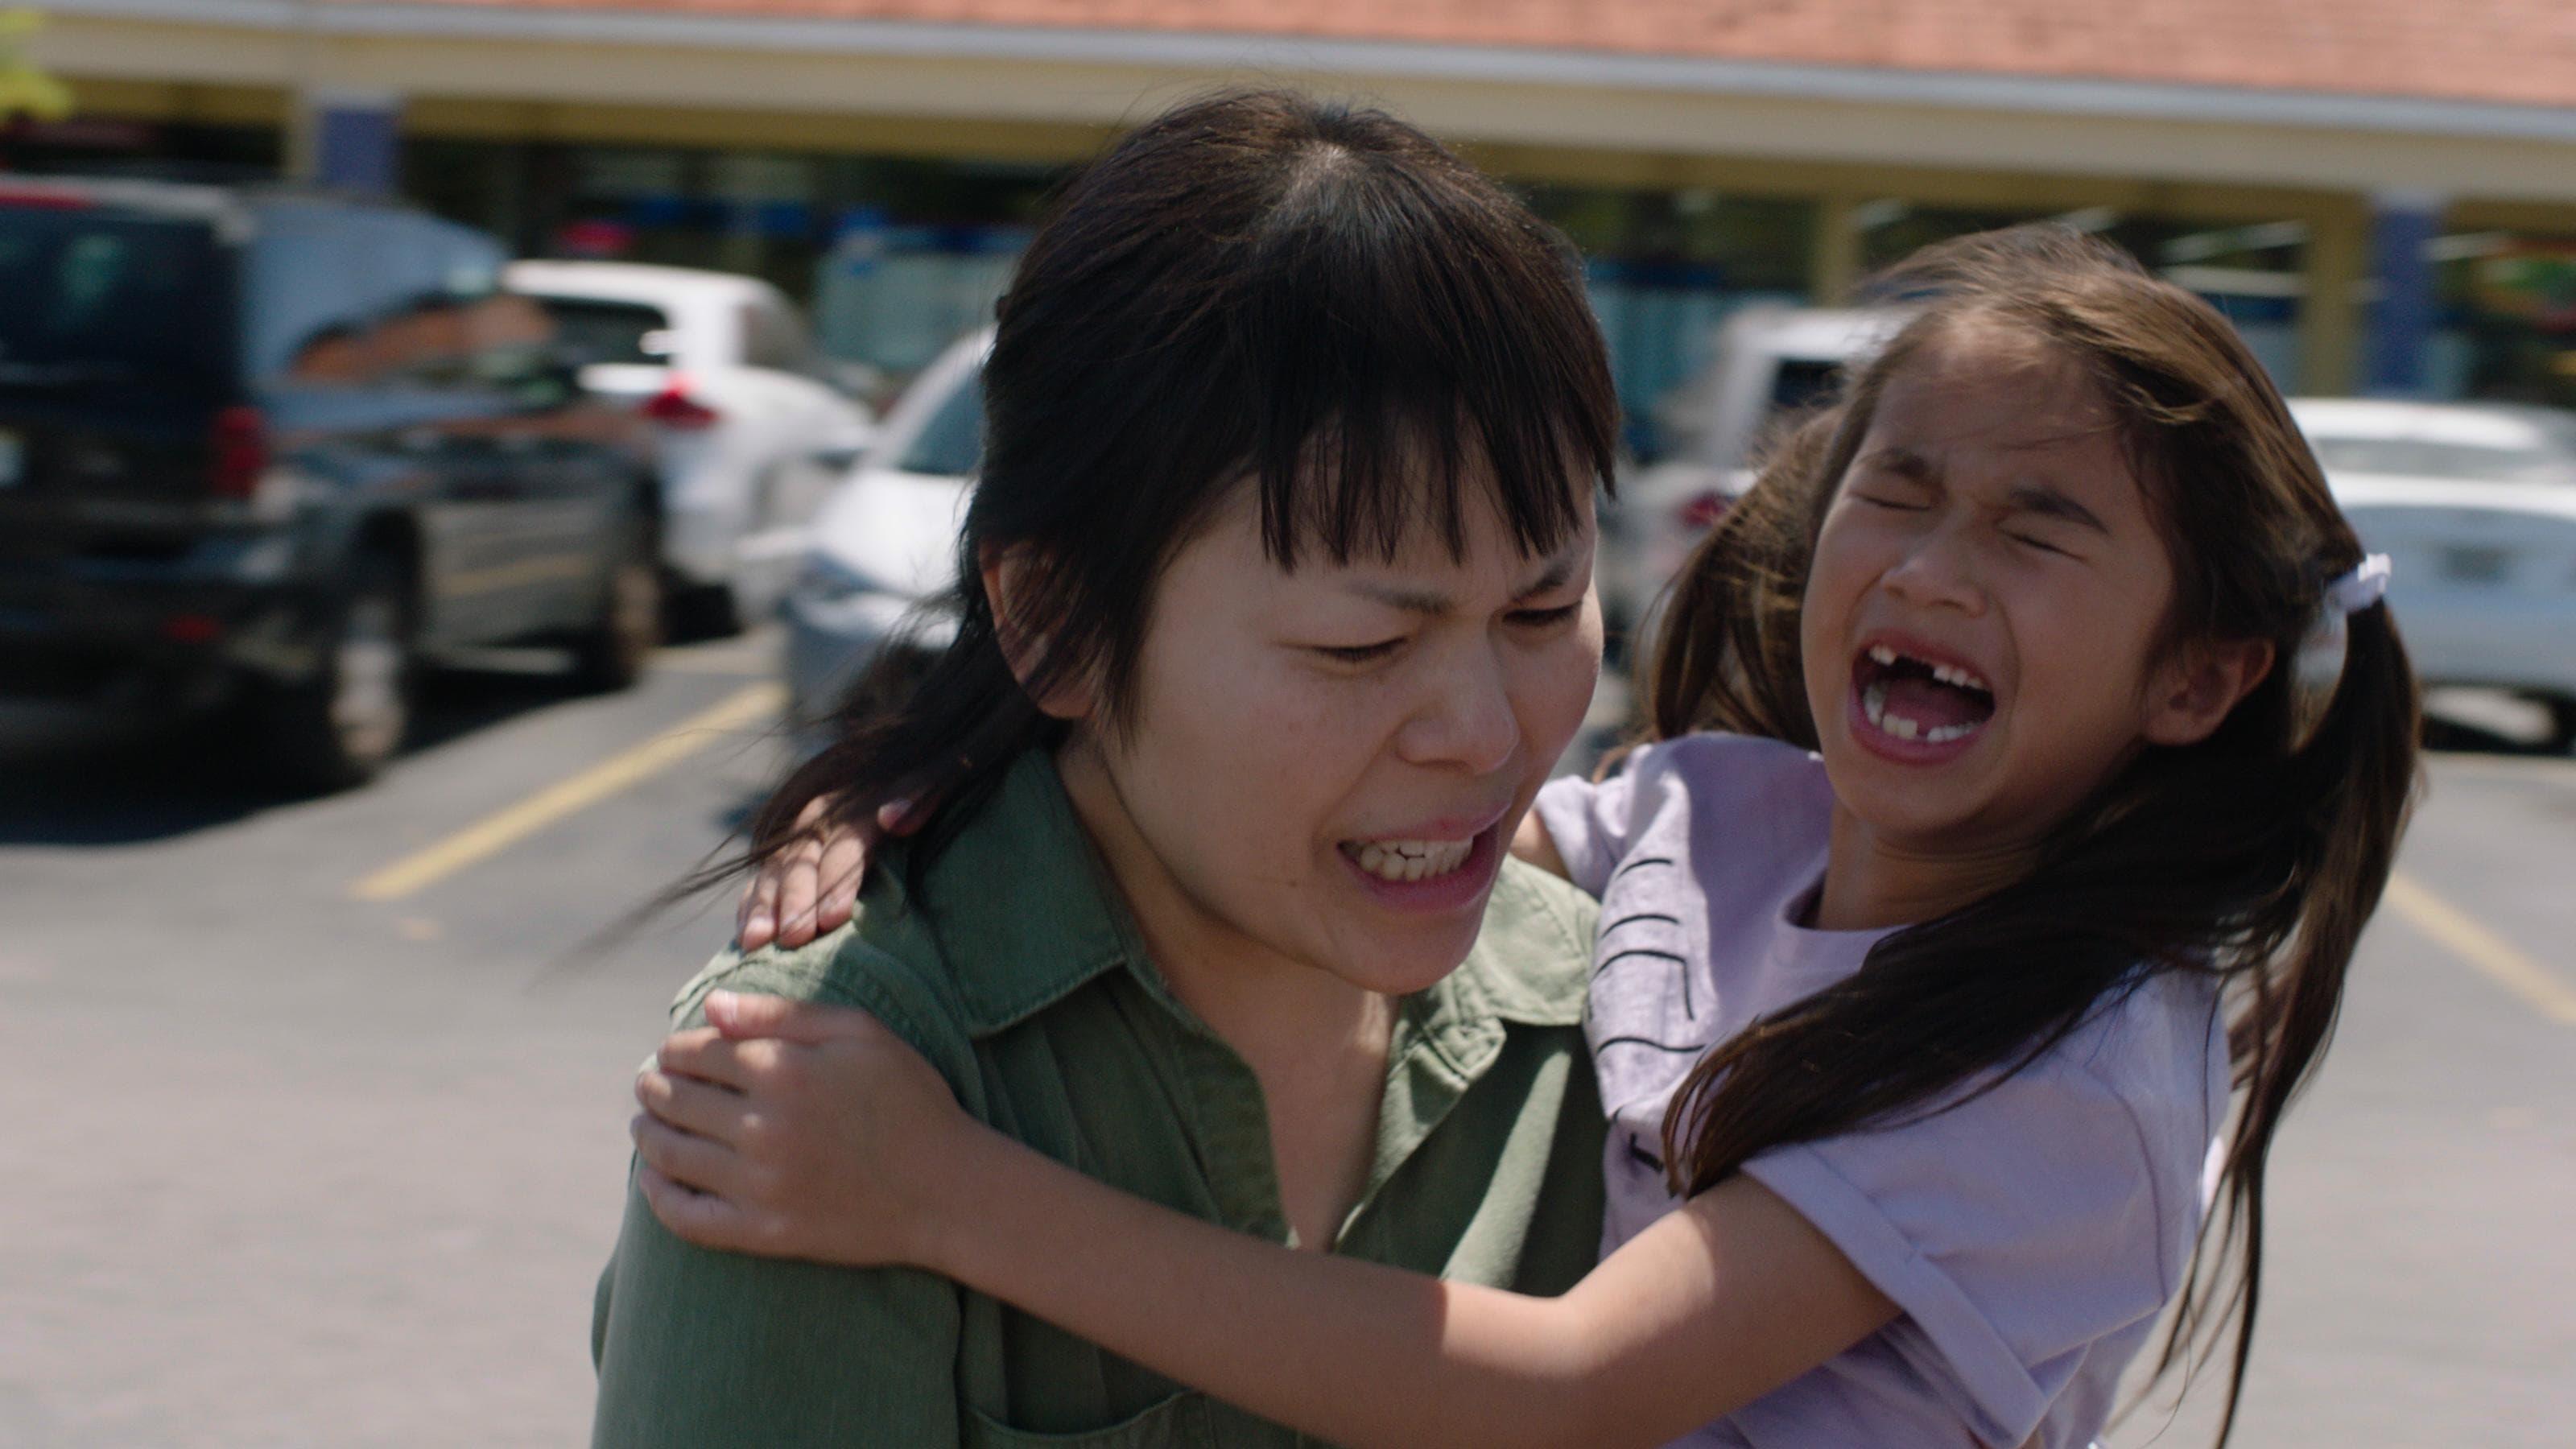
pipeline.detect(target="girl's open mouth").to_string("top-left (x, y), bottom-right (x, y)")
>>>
top-left (1851, 642), bottom-right (1996, 752)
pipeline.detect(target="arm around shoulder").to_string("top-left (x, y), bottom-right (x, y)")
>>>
top-left (592, 949), bottom-right (976, 1447)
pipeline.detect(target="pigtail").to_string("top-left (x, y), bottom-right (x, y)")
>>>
top-left (2153, 597), bottom-right (2419, 1441)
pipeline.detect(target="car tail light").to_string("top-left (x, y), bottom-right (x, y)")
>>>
top-left (208, 406), bottom-right (269, 501)
top-left (1676, 489), bottom-right (1731, 532)
top-left (642, 382), bottom-right (722, 431)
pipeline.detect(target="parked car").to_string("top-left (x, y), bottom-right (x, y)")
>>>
top-left (504, 260), bottom-right (876, 634)
top-left (2290, 397), bottom-right (2576, 749)
top-left (0, 178), bottom-right (663, 790)
top-left (1605, 305), bottom-right (1909, 658)
top-left (782, 328), bottom-right (986, 753)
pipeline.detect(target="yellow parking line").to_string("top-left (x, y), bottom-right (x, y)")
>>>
top-left (2384, 873), bottom-right (2576, 1027)
top-left (349, 682), bottom-right (785, 903)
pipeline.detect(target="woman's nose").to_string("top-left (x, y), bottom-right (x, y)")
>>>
top-left (1397, 648), bottom-right (1521, 775)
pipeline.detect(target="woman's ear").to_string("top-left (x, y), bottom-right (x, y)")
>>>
top-left (2143, 635), bottom-right (2277, 748)
top-left (980, 545), bottom-right (1096, 723)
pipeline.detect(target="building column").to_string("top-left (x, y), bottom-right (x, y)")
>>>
top-left (2364, 188), bottom-right (2445, 397)
top-left (296, 88), bottom-right (401, 196)
top-left (2297, 200), bottom-right (2367, 397)
top-left (1810, 191), bottom-right (1862, 304)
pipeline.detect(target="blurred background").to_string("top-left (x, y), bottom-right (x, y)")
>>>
top-left (2, 2), bottom-right (2571, 1444)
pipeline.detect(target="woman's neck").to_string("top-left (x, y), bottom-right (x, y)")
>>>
top-left (1055, 738), bottom-right (1396, 1245)
top-left (1814, 802), bottom-right (2037, 932)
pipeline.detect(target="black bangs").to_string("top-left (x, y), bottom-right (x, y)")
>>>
top-left (1233, 142), bottom-right (1620, 568)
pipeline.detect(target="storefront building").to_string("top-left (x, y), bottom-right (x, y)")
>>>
top-left (19, 1), bottom-right (2576, 454)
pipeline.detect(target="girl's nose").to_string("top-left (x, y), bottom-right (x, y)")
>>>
top-left (1881, 527), bottom-right (1988, 616)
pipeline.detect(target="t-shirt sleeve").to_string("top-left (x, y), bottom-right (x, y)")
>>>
top-left (1530, 745), bottom-right (1660, 898)
top-left (1740, 1055), bottom-right (2178, 1448)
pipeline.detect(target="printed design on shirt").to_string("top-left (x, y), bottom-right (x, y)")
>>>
top-left (1589, 855), bottom-right (1716, 1059)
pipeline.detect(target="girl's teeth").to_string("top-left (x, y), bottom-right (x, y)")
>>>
top-left (1868, 645), bottom-right (1898, 667)
top-left (1350, 838), bottom-right (1473, 883)
top-left (1860, 679), bottom-right (1981, 746)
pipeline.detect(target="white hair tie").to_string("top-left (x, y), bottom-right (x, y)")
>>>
top-left (2288, 553), bottom-right (2392, 750)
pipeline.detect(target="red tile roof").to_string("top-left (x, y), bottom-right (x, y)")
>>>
top-left (389, 0), bottom-right (2576, 112)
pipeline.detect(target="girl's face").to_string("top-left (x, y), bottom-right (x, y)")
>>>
top-left (1054, 477), bottom-right (1602, 995)
top-left (1799, 322), bottom-right (2235, 860)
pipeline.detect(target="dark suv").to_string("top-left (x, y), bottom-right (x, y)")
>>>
top-left (0, 178), bottom-right (663, 789)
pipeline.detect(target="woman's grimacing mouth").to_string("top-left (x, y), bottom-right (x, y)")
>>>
top-left (1335, 804), bottom-right (1513, 884)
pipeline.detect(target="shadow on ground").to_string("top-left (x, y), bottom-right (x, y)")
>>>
top-left (0, 667), bottom-right (592, 848)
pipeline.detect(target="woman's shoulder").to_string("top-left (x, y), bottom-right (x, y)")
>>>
top-left (1457, 858), bottom-right (1601, 1026)
top-left (668, 909), bottom-right (977, 1064)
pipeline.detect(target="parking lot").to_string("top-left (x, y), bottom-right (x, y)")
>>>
top-left (2, 632), bottom-right (2572, 1447)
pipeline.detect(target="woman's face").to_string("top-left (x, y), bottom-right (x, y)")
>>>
top-left (1055, 477), bottom-right (1600, 997)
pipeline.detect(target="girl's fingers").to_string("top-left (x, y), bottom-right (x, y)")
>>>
top-left (636, 1164), bottom-right (756, 1252)
top-left (737, 860), bottom-right (781, 952)
top-left (657, 1026), bottom-right (758, 1091)
top-left (635, 1066), bottom-right (747, 1142)
top-left (813, 829), bottom-right (865, 936)
top-left (630, 1113), bottom-right (739, 1197)
top-left (774, 832), bottom-right (825, 948)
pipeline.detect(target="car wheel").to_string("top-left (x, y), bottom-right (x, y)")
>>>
top-left (2544, 696), bottom-right (2576, 755)
top-left (572, 521), bottom-right (663, 692)
top-left (263, 551), bottom-right (413, 792)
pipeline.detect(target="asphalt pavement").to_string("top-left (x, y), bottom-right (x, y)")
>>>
top-left (2, 632), bottom-right (2570, 1447)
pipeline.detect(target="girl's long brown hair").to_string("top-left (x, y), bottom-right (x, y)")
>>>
top-left (1645, 226), bottom-right (2419, 1443)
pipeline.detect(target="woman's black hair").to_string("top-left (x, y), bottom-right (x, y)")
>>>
top-left (747, 89), bottom-right (1619, 883)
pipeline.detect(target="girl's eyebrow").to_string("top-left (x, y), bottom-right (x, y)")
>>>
top-left (2004, 481), bottom-right (2110, 534)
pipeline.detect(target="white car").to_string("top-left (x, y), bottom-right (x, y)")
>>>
top-left (1608, 305), bottom-right (1909, 658)
top-left (782, 328), bottom-right (989, 750)
top-left (505, 260), bottom-right (877, 632)
top-left (2291, 397), bottom-right (2576, 748)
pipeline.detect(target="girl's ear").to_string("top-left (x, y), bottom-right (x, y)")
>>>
top-left (2142, 635), bottom-right (2277, 748)
top-left (979, 544), bottom-right (1097, 724)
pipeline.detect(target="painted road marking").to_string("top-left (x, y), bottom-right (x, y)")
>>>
top-left (2385, 873), bottom-right (2576, 1027)
top-left (349, 682), bottom-right (785, 903)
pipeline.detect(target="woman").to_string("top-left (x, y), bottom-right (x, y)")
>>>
top-left (590, 90), bottom-right (1621, 1446)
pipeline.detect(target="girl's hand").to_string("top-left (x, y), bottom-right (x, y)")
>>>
top-left (735, 794), bottom-right (923, 951)
top-left (630, 989), bottom-right (967, 1268)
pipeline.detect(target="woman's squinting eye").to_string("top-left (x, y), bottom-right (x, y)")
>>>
top-left (1509, 602), bottom-right (1584, 629)
top-left (1314, 638), bottom-right (1406, 665)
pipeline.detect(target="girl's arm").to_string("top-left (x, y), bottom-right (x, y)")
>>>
top-left (634, 992), bottom-right (1895, 1449)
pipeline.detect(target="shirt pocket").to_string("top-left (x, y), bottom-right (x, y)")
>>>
top-left (962, 1391), bottom-right (1226, 1448)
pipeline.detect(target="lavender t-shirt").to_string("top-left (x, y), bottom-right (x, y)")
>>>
top-left (1532, 733), bottom-right (2229, 1449)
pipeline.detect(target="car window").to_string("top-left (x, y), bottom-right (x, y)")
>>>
top-left (2307, 434), bottom-right (2576, 484)
top-left (537, 298), bottom-right (675, 367)
top-left (247, 204), bottom-right (511, 392)
top-left (741, 299), bottom-right (819, 374)
top-left (0, 205), bottom-right (232, 396)
top-left (895, 370), bottom-right (984, 478)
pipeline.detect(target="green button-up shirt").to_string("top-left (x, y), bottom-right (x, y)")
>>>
top-left (592, 750), bottom-right (1605, 1447)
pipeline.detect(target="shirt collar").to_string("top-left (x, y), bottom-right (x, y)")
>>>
top-left (902, 749), bottom-right (1146, 1038)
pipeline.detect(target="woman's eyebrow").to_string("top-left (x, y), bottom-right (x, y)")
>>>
top-left (1341, 547), bottom-right (1584, 617)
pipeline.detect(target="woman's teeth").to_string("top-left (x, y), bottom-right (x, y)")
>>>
top-left (1860, 680), bottom-right (1984, 744)
top-left (1346, 838), bottom-right (1474, 883)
